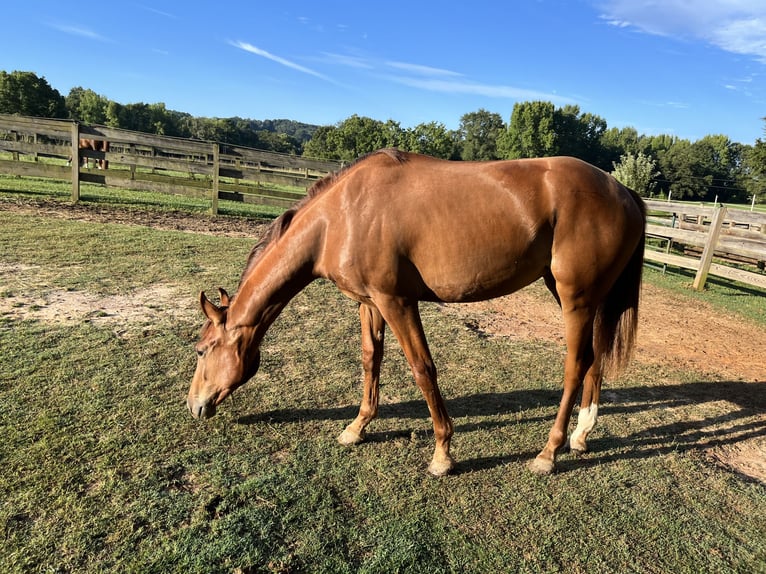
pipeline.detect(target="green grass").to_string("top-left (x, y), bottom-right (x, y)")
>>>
top-left (1, 199), bottom-right (765, 573)
top-left (0, 170), bottom-right (286, 220)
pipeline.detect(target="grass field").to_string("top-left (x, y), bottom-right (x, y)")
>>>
top-left (0, 170), bottom-right (286, 220)
top-left (1, 187), bottom-right (765, 573)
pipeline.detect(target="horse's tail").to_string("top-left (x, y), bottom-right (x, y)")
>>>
top-left (595, 190), bottom-right (646, 375)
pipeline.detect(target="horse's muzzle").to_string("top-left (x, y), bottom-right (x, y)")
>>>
top-left (187, 397), bottom-right (217, 419)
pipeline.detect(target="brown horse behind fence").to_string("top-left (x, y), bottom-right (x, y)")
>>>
top-left (187, 149), bottom-right (646, 476)
top-left (78, 138), bottom-right (109, 169)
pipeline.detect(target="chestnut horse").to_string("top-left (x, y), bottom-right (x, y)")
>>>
top-left (187, 149), bottom-right (646, 476)
top-left (79, 138), bottom-right (109, 169)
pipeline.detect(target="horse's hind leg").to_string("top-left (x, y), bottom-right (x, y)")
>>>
top-left (338, 303), bottom-right (386, 446)
top-left (541, 268), bottom-right (601, 457)
top-left (529, 299), bottom-right (596, 475)
top-left (569, 359), bottom-right (602, 455)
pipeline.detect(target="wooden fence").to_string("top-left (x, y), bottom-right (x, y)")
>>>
top-left (2, 114), bottom-right (765, 290)
top-left (644, 199), bottom-right (766, 290)
top-left (0, 114), bottom-right (341, 213)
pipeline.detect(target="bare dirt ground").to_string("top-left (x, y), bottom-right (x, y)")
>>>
top-left (1, 198), bottom-right (764, 482)
top-left (445, 282), bottom-right (766, 383)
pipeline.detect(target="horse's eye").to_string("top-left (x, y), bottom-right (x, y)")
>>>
top-left (196, 347), bottom-right (205, 357)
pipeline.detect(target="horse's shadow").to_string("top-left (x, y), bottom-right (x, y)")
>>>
top-left (236, 380), bottom-right (766, 474)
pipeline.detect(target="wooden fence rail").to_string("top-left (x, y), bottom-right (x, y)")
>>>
top-left (0, 114), bottom-right (341, 213)
top-left (644, 199), bottom-right (766, 290)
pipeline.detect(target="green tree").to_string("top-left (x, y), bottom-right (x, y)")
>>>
top-left (303, 125), bottom-right (338, 159)
top-left (106, 101), bottom-right (184, 136)
top-left (253, 130), bottom-right (300, 154)
top-left (302, 115), bottom-right (405, 161)
top-left (611, 151), bottom-right (659, 196)
top-left (331, 115), bottom-right (385, 161)
top-left (656, 139), bottom-right (702, 200)
top-left (403, 121), bottom-right (456, 158)
top-left (601, 126), bottom-right (640, 154)
top-left (744, 119), bottom-right (766, 203)
top-left (66, 87), bottom-right (109, 123)
top-left (599, 126), bottom-right (642, 172)
top-left (458, 109), bottom-right (505, 160)
top-left (748, 139), bottom-right (765, 175)
top-left (654, 136), bottom-right (744, 201)
top-left (498, 101), bottom-right (557, 159)
top-left (181, 116), bottom-right (238, 142)
top-left (554, 105), bottom-right (608, 167)
top-left (0, 70), bottom-right (66, 117)
top-left (643, 134), bottom-right (678, 158)
top-left (691, 135), bottom-right (744, 202)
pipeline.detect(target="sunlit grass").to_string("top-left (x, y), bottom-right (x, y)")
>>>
top-left (1, 207), bottom-right (764, 573)
top-left (0, 171), bottom-right (287, 219)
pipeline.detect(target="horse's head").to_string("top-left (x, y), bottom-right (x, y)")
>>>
top-left (187, 288), bottom-right (261, 419)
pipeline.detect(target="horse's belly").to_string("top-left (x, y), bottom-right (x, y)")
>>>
top-left (413, 245), bottom-right (549, 303)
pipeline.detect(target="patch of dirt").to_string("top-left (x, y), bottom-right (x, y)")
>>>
top-left (0, 197), bottom-right (266, 334)
top-left (707, 441), bottom-right (766, 483)
top-left (0, 270), bottom-right (195, 337)
top-left (1, 197), bottom-right (764, 482)
top-left (444, 281), bottom-right (766, 383)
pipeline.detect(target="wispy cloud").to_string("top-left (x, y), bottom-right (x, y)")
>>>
top-left (380, 58), bottom-right (575, 104)
top-left (135, 4), bottom-right (177, 19)
top-left (722, 72), bottom-right (760, 96)
top-left (662, 101), bottom-right (690, 109)
top-left (327, 53), bottom-right (576, 104)
top-left (230, 41), bottom-right (332, 81)
top-left (234, 44), bottom-right (577, 105)
top-left (387, 75), bottom-right (577, 105)
top-left (384, 61), bottom-right (463, 78)
top-left (711, 17), bottom-right (766, 62)
top-left (48, 23), bottom-right (109, 42)
top-left (640, 99), bottom-right (690, 110)
top-left (595, 0), bottom-right (766, 62)
top-left (320, 52), bottom-right (374, 69)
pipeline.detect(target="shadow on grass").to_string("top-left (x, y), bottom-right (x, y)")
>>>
top-left (236, 380), bottom-right (765, 474)
top-left (237, 388), bottom-right (562, 427)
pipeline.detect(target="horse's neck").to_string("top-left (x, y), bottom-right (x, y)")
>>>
top-left (228, 224), bottom-right (318, 332)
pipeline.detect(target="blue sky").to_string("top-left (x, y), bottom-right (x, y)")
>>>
top-left (3, 1), bottom-right (766, 144)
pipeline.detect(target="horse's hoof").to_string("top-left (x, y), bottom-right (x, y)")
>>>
top-left (568, 437), bottom-right (588, 456)
top-left (528, 456), bottom-right (555, 476)
top-left (337, 427), bottom-right (365, 446)
top-left (428, 455), bottom-right (455, 477)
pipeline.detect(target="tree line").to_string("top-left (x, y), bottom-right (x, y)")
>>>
top-left (0, 71), bottom-right (316, 154)
top-left (1, 70), bottom-right (764, 203)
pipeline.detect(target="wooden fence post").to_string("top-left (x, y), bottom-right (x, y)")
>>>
top-left (693, 205), bottom-right (727, 291)
top-left (211, 142), bottom-right (220, 215)
top-left (70, 122), bottom-right (80, 202)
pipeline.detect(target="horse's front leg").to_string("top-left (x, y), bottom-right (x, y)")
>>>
top-left (377, 297), bottom-right (455, 477)
top-left (338, 303), bottom-right (385, 446)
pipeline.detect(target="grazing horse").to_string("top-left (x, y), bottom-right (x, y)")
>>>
top-left (187, 149), bottom-right (646, 476)
top-left (78, 138), bottom-right (109, 169)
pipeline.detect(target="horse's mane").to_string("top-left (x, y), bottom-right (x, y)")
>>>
top-left (238, 148), bottom-right (406, 286)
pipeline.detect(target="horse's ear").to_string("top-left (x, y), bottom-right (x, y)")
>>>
top-left (200, 291), bottom-right (224, 326)
top-left (218, 287), bottom-right (230, 307)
